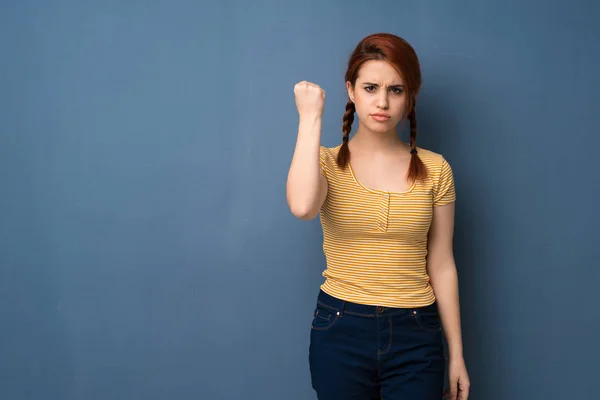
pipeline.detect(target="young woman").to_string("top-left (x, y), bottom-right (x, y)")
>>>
top-left (286, 33), bottom-right (470, 400)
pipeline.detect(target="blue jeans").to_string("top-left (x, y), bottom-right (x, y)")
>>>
top-left (309, 290), bottom-right (445, 399)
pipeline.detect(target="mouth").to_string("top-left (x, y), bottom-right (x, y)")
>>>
top-left (370, 113), bottom-right (391, 122)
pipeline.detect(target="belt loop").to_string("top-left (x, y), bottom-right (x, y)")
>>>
top-left (337, 300), bottom-right (346, 317)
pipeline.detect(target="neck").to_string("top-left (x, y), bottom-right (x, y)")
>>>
top-left (350, 122), bottom-right (408, 154)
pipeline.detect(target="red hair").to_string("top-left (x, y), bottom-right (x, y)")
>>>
top-left (337, 33), bottom-right (428, 182)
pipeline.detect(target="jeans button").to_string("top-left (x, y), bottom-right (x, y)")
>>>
top-left (376, 306), bottom-right (385, 313)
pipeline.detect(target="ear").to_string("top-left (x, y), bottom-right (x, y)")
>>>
top-left (346, 81), bottom-right (355, 103)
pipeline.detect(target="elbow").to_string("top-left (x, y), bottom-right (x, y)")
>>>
top-left (285, 183), bottom-right (323, 221)
top-left (427, 260), bottom-right (457, 281)
top-left (289, 203), bottom-right (319, 220)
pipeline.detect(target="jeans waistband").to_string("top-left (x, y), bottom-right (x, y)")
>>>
top-left (316, 289), bottom-right (438, 317)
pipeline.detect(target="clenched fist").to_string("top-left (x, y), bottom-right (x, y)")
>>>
top-left (294, 81), bottom-right (325, 118)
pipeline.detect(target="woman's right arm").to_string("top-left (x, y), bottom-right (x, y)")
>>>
top-left (286, 81), bottom-right (328, 220)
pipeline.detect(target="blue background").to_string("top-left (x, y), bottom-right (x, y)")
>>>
top-left (1, 1), bottom-right (599, 399)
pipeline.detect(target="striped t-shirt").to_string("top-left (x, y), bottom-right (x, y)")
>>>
top-left (318, 144), bottom-right (456, 308)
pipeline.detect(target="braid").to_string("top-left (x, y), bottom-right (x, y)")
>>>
top-left (408, 108), bottom-right (417, 152)
top-left (336, 100), bottom-right (355, 168)
top-left (407, 107), bottom-right (429, 181)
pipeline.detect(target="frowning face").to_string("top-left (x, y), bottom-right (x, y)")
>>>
top-left (346, 60), bottom-right (408, 134)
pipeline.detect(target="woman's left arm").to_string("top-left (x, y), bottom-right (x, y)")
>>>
top-left (427, 201), bottom-right (470, 399)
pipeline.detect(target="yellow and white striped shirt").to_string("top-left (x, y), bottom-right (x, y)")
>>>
top-left (318, 145), bottom-right (456, 308)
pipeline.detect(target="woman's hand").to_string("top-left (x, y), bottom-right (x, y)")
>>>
top-left (444, 357), bottom-right (470, 400)
top-left (294, 81), bottom-right (325, 119)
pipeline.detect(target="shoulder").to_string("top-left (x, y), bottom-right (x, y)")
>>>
top-left (319, 144), bottom-right (342, 178)
top-left (320, 144), bottom-right (341, 159)
top-left (414, 146), bottom-right (449, 167)
top-left (415, 146), bottom-right (453, 179)
top-left (319, 144), bottom-right (341, 168)
top-left (415, 147), bottom-right (456, 204)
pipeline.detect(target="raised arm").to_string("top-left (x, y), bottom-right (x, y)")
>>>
top-left (286, 81), bottom-right (328, 220)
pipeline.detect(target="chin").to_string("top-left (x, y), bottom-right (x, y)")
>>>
top-left (367, 122), bottom-right (394, 133)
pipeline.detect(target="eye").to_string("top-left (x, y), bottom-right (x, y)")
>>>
top-left (391, 87), bottom-right (404, 94)
top-left (364, 85), bottom-right (376, 92)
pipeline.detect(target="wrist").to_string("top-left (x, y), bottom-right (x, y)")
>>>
top-left (449, 353), bottom-right (465, 364)
top-left (299, 113), bottom-right (323, 123)
top-left (446, 336), bottom-right (464, 362)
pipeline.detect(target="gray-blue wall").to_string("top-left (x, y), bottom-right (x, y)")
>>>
top-left (1, 1), bottom-right (599, 399)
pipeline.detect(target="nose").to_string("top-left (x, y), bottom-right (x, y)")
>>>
top-left (377, 91), bottom-right (389, 110)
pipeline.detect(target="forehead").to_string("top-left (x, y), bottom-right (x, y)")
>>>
top-left (356, 60), bottom-right (404, 85)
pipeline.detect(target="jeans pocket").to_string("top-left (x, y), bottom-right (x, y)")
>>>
top-left (311, 302), bottom-right (339, 331)
top-left (413, 309), bottom-right (442, 332)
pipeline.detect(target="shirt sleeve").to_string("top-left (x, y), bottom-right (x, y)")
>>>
top-left (433, 157), bottom-right (456, 206)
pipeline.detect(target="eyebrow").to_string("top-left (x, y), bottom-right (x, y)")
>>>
top-left (363, 82), bottom-right (405, 88)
